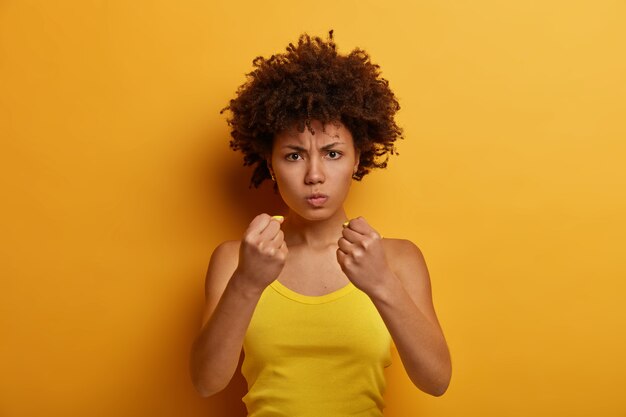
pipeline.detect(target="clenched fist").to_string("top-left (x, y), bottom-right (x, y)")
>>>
top-left (336, 216), bottom-right (392, 297)
top-left (235, 213), bottom-right (288, 293)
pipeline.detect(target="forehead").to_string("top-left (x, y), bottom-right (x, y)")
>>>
top-left (273, 120), bottom-right (354, 146)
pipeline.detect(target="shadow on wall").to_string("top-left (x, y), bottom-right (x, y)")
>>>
top-left (221, 161), bottom-right (287, 223)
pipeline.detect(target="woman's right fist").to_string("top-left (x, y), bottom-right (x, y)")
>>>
top-left (235, 213), bottom-right (288, 292)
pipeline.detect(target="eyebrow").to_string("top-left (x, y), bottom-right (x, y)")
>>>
top-left (282, 142), bottom-right (345, 152)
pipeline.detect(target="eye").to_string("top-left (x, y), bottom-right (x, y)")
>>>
top-left (286, 153), bottom-right (301, 161)
top-left (327, 150), bottom-right (342, 159)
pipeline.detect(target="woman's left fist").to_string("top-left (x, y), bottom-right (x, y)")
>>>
top-left (336, 216), bottom-right (392, 296)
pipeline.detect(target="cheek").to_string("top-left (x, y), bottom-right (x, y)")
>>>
top-left (276, 175), bottom-right (300, 200)
top-left (333, 168), bottom-right (355, 194)
top-left (340, 163), bottom-right (355, 180)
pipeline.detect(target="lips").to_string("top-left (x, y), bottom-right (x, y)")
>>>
top-left (306, 193), bottom-right (328, 207)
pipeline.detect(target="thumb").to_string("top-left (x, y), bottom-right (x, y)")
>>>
top-left (271, 215), bottom-right (285, 224)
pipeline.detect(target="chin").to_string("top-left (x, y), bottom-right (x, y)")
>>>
top-left (299, 210), bottom-right (329, 221)
top-left (287, 204), bottom-right (334, 220)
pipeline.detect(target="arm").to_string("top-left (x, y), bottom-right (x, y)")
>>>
top-left (338, 219), bottom-right (452, 396)
top-left (372, 240), bottom-right (452, 396)
top-left (190, 214), bottom-right (287, 397)
top-left (189, 241), bottom-right (263, 397)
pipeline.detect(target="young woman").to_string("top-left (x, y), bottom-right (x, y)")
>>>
top-left (190, 30), bottom-right (451, 416)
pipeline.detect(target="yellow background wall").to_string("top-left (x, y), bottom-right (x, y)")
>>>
top-left (1, 1), bottom-right (625, 416)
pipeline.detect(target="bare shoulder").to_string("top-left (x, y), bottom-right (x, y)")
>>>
top-left (381, 238), bottom-right (441, 326)
top-left (382, 238), bottom-right (427, 272)
top-left (209, 240), bottom-right (241, 269)
top-left (200, 240), bottom-right (242, 326)
top-left (206, 240), bottom-right (242, 290)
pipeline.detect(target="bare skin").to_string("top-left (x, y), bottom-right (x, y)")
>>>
top-left (190, 120), bottom-right (451, 398)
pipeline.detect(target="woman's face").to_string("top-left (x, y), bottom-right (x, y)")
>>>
top-left (269, 119), bottom-right (360, 221)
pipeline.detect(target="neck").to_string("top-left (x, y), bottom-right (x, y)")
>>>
top-left (282, 208), bottom-right (349, 250)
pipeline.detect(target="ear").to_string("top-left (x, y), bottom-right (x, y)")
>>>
top-left (265, 156), bottom-right (275, 179)
top-left (353, 149), bottom-right (360, 172)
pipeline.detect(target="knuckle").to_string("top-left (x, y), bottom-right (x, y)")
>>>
top-left (252, 213), bottom-right (267, 225)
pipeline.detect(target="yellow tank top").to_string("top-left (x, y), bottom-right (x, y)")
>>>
top-left (241, 279), bottom-right (393, 417)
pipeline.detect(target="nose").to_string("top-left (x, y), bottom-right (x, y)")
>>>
top-left (304, 155), bottom-right (325, 185)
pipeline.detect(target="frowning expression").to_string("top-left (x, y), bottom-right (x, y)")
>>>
top-left (269, 120), bottom-right (360, 219)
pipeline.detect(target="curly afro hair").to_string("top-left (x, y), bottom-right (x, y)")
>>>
top-left (220, 29), bottom-right (404, 190)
